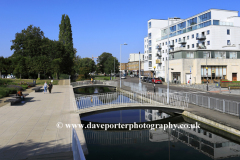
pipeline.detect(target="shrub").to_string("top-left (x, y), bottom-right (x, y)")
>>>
top-left (37, 78), bottom-right (40, 80)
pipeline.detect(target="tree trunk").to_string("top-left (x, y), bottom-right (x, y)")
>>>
top-left (38, 72), bottom-right (40, 79)
top-left (20, 73), bottom-right (21, 79)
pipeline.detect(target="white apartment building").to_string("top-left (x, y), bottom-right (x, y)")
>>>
top-left (144, 9), bottom-right (240, 83)
top-left (128, 53), bottom-right (144, 62)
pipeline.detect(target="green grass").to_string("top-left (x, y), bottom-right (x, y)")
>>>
top-left (94, 76), bottom-right (115, 80)
top-left (228, 84), bottom-right (240, 87)
top-left (9, 79), bottom-right (59, 85)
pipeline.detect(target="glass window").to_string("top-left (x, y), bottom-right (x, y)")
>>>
top-left (207, 30), bottom-right (210, 35)
top-left (149, 61), bottom-right (152, 67)
top-left (187, 17), bottom-right (197, 26)
top-left (196, 43), bottom-right (199, 47)
top-left (148, 40), bottom-right (152, 46)
top-left (229, 52), bottom-right (237, 59)
top-left (187, 45), bottom-right (189, 49)
top-left (187, 36), bottom-right (189, 40)
top-left (213, 20), bottom-right (220, 25)
top-left (198, 12), bottom-right (211, 23)
top-left (163, 58), bottom-right (164, 61)
top-left (192, 44), bottom-right (194, 48)
top-left (227, 29), bottom-right (230, 35)
top-left (148, 33), bottom-right (151, 39)
top-left (149, 54), bottom-right (152, 60)
top-left (192, 34), bottom-right (194, 38)
top-left (170, 25), bottom-right (176, 33)
top-left (227, 40), bottom-right (231, 45)
top-left (149, 47), bottom-right (152, 53)
top-left (163, 50), bottom-right (164, 53)
top-left (179, 38), bottom-right (181, 42)
top-left (215, 51), bottom-right (226, 59)
top-left (166, 42), bottom-right (167, 45)
top-left (207, 41), bottom-right (210, 45)
top-left (162, 42), bottom-right (164, 46)
top-left (203, 51), bottom-right (211, 58)
top-left (196, 33), bottom-right (199, 38)
top-left (176, 39), bottom-right (177, 42)
top-left (177, 22), bottom-right (186, 30)
top-left (148, 22), bottom-right (151, 28)
top-left (186, 52), bottom-right (194, 58)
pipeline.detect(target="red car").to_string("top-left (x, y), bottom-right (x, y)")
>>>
top-left (152, 78), bottom-right (162, 84)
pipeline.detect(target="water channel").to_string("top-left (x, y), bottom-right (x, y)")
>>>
top-left (74, 86), bottom-right (240, 160)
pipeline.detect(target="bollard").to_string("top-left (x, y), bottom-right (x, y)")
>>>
top-left (229, 87), bottom-right (231, 94)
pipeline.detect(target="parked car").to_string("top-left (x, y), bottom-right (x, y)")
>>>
top-left (142, 77), bottom-right (148, 82)
top-left (130, 74), bottom-right (134, 78)
top-left (121, 76), bottom-right (126, 79)
top-left (147, 77), bottom-right (153, 83)
top-left (152, 78), bottom-right (162, 84)
top-left (115, 74), bottom-right (119, 77)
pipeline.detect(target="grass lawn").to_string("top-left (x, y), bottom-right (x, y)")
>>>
top-left (10, 79), bottom-right (59, 85)
top-left (94, 76), bottom-right (116, 80)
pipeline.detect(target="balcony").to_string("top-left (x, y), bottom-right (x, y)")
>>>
top-left (178, 40), bottom-right (187, 44)
top-left (156, 59), bottom-right (161, 64)
top-left (196, 35), bottom-right (206, 40)
top-left (156, 45), bottom-right (162, 50)
top-left (198, 45), bottom-right (206, 49)
top-left (156, 53), bottom-right (162, 57)
top-left (169, 43), bottom-right (174, 47)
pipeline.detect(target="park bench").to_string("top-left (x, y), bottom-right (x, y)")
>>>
top-left (4, 99), bottom-right (21, 106)
top-left (32, 86), bottom-right (42, 92)
top-left (4, 93), bottom-right (29, 106)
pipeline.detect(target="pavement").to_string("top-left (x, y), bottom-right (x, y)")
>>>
top-left (0, 84), bottom-right (87, 160)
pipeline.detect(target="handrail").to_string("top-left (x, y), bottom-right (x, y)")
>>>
top-left (72, 128), bottom-right (86, 160)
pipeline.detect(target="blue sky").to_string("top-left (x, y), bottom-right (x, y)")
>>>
top-left (1, 0), bottom-right (239, 62)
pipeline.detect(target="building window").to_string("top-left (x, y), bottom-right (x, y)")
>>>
top-left (148, 40), bottom-right (152, 46)
top-left (163, 58), bottom-right (164, 61)
top-left (162, 42), bottom-right (164, 46)
top-left (192, 44), bottom-right (194, 48)
top-left (149, 47), bottom-right (152, 53)
top-left (148, 33), bottom-right (151, 39)
top-left (215, 51), bottom-right (226, 59)
top-left (187, 36), bottom-right (189, 40)
top-left (203, 51), bottom-right (211, 58)
top-left (229, 52), bottom-right (237, 59)
top-left (163, 50), bottom-right (164, 53)
top-left (148, 22), bottom-right (151, 28)
top-left (213, 20), bottom-right (219, 25)
top-left (186, 52), bottom-right (194, 58)
top-left (196, 43), bottom-right (199, 47)
top-left (179, 38), bottom-right (181, 42)
top-left (227, 29), bottom-right (230, 35)
top-left (165, 42), bottom-right (167, 45)
top-left (207, 30), bottom-right (210, 35)
top-left (149, 54), bottom-right (152, 60)
top-left (207, 41), bottom-right (210, 45)
top-left (192, 34), bottom-right (194, 38)
top-left (227, 40), bottom-right (231, 45)
top-left (196, 33), bottom-right (199, 38)
top-left (176, 39), bottom-right (177, 42)
top-left (149, 61), bottom-right (152, 67)
top-left (187, 45), bottom-right (189, 49)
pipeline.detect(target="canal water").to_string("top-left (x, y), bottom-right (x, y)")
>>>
top-left (74, 86), bottom-right (115, 94)
top-left (76, 87), bottom-right (240, 160)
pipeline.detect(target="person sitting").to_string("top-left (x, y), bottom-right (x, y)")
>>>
top-left (17, 89), bottom-right (25, 101)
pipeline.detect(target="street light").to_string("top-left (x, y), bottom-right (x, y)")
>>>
top-left (167, 17), bottom-right (180, 104)
top-left (120, 43), bottom-right (127, 88)
top-left (153, 66), bottom-right (156, 93)
top-left (139, 52), bottom-right (142, 90)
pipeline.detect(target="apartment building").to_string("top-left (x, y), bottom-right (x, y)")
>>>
top-left (120, 63), bottom-right (128, 74)
top-left (128, 53), bottom-right (144, 75)
top-left (144, 9), bottom-right (240, 83)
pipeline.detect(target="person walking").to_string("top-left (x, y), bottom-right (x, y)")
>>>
top-left (48, 82), bottom-right (53, 94)
top-left (43, 81), bottom-right (48, 94)
top-left (174, 77), bottom-right (177, 84)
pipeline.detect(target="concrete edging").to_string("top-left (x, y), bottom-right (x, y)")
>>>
top-left (182, 111), bottom-right (240, 137)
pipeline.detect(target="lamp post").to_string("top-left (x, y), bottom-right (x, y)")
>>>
top-left (167, 17), bottom-right (180, 104)
top-left (120, 43), bottom-right (127, 88)
top-left (114, 58), bottom-right (115, 80)
top-left (139, 52), bottom-right (142, 90)
top-left (153, 66), bottom-right (156, 93)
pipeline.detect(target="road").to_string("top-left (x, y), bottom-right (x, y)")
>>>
top-left (119, 77), bottom-right (240, 102)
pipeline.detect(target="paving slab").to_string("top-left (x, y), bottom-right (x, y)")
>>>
top-left (0, 85), bottom-right (87, 160)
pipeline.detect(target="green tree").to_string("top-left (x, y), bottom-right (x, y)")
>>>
top-left (59, 14), bottom-right (74, 75)
top-left (97, 52), bottom-right (119, 74)
top-left (0, 57), bottom-right (5, 78)
top-left (13, 57), bottom-right (27, 79)
top-left (78, 58), bottom-right (96, 79)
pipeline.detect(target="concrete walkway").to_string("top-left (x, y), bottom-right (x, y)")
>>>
top-left (0, 85), bottom-right (87, 160)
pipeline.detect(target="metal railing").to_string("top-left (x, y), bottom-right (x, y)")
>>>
top-left (158, 87), bottom-right (239, 117)
top-left (71, 80), bottom-right (118, 87)
top-left (180, 84), bottom-right (215, 91)
top-left (75, 91), bottom-right (188, 111)
top-left (72, 128), bottom-right (86, 160)
top-left (123, 81), bottom-right (147, 92)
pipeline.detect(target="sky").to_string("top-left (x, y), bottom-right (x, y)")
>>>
top-left (1, 0), bottom-right (240, 63)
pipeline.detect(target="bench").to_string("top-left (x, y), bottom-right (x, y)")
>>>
top-left (32, 86), bottom-right (42, 92)
top-left (12, 93), bottom-right (29, 99)
top-left (4, 99), bottom-right (21, 105)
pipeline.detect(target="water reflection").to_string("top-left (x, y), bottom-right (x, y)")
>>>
top-left (82, 109), bottom-right (240, 160)
top-left (74, 86), bottom-right (115, 94)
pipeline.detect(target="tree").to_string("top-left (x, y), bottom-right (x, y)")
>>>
top-left (78, 58), bottom-right (96, 79)
top-left (13, 57), bottom-right (27, 79)
top-left (97, 52), bottom-right (119, 74)
top-left (0, 57), bottom-right (5, 78)
top-left (59, 14), bottom-right (74, 75)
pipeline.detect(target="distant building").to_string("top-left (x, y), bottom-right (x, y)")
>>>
top-left (128, 53), bottom-right (144, 75)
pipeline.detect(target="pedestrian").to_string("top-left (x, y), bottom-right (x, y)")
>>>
top-left (91, 77), bottom-right (93, 84)
top-left (174, 77), bottom-right (177, 84)
top-left (48, 82), bottom-right (53, 94)
top-left (43, 81), bottom-right (48, 94)
top-left (17, 89), bottom-right (25, 101)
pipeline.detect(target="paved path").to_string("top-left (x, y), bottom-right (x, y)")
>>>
top-left (0, 85), bottom-right (87, 160)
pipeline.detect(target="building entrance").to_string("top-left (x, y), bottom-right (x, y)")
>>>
top-left (232, 73), bottom-right (237, 81)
